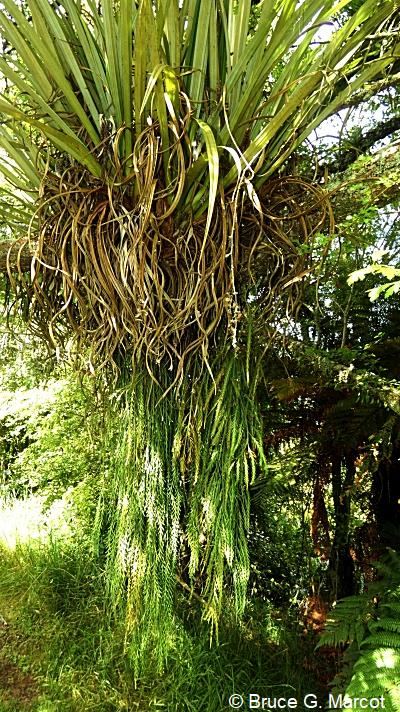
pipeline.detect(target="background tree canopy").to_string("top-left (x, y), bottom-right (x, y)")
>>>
top-left (1, 0), bottom-right (400, 709)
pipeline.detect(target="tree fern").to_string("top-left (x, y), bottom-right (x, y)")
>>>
top-left (319, 550), bottom-right (400, 710)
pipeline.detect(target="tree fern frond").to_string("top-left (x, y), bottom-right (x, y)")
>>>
top-left (321, 551), bottom-right (400, 712)
top-left (369, 618), bottom-right (400, 635)
top-left (362, 633), bottom-right (400, 650)
top-left (381, 603), bottom-right (400, 615)
top-left (317, 595), bottom-right (373, 648)
top-left (352, 648), bottom-right (400, 675)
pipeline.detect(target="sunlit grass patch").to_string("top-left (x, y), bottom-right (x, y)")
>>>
top-left (0, 492), bottom-right (75, 550)
top-left (0, 521), bottom-right (319, 711)
top-left (0, 504), bottom-right (133, 711)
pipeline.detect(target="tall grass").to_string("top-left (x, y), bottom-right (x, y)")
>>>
top-left (0, 491), bottom-right (320, 712)
top-left (0, 528), bottom-right (131, 711)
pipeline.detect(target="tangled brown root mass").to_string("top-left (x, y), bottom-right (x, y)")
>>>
top-left (9, 127), bottom-right (332, 379)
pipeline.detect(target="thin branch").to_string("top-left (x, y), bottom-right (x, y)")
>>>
top-left (336, 72), bottom-right (400, 112)
top-left (176, 575), bottom-right (211, 608)
top-left (0, 238), bottom-right (32, 273)
top-left (327, 143), bottom-right (400, 220)
top-left (322, 115), bottom-right (400, 175)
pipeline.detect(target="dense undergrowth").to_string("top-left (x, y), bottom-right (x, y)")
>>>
top-left (3, 331), bottom-right (400, 709)
top-left (0, 498), bottom-right (320, 711)
top-left (0, 367), bottom-right (322, 711)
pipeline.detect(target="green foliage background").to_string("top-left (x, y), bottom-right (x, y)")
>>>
top-left (0, 0), bottom-right (400, 708)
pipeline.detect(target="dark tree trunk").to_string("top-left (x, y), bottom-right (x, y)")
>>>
top-left (328, 452), bottom-right (356, 600)
top-left (371, 428), bottom-right (400, 552)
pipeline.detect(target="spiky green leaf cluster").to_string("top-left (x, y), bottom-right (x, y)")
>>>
top-left (0, 0), bottom-right (399, 224)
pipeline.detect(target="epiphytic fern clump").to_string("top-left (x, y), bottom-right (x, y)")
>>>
top-left (1, 0), bottom-right (399, 677)
top-left (2, 0), bottom-right (397, 379)
top-left (94, 344), bottom-right (266, 674)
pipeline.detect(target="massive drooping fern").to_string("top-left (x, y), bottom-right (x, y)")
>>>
top-left (318, 549), bottom-right (400, 710)
top-left (92, 337), bottom-right (266, 675)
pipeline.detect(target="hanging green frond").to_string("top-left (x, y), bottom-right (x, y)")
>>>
top-left (94, 341), bottom-right (267, 672)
